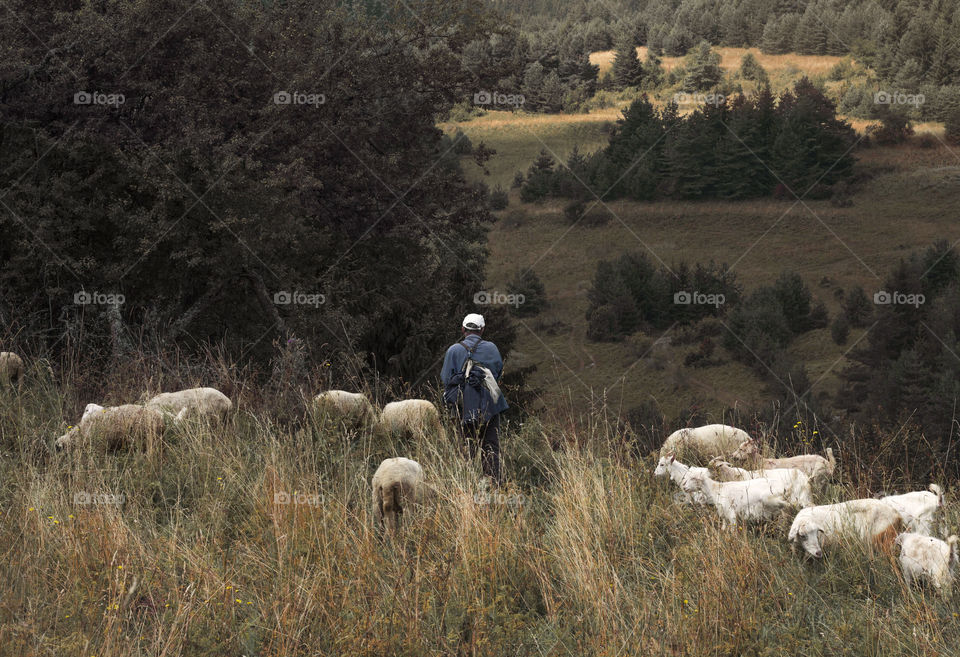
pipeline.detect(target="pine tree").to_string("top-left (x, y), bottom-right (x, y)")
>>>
top-left (681, 41), bottom-right (723, 92)
top-left (611, 39), bottom-right (644, 90)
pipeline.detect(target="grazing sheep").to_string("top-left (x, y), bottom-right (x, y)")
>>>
top-left (653, 454), bottom-right (710, 505)
top-left (730, 440), bottom-right (836, 482)
top-left (55, 404), bottom-right (164, 453)
top-left (371, 457), bottom-right (437, 534)
top-left (789, 499), bottom-right (904, 559)
top-left (378, 399), bottom-right (444, 439)
top-left (314, 390), bottom-right (376, 428)
top-left (881, 484), bottom-right (943, 535)
top-left (896, 532), bottom-right (958, 597)
top-left (708, 458), bottom-right (814, 508)
top-left (145, 387), bottom-right (232, 423)
top-left (0, 351), bottom-right (24, 388)
top-left (684, 469), bottom-right (793, 529)
top-left (659, 424), bottom-right (752, 465)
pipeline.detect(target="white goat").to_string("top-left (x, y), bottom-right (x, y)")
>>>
top-left (371, 457), bottom-right (437, 535)
top-left (683, 469), bottom-right (793, 529)
top-left (896, 532), bottom-right (959, 597)
top-left (708, 458), bottom-right (814, 508)
top-left (653, 454), bottom-right (710, 505)
top-left (730, 439), bottom-right (836, 482)
top-left (881, 484), bottom-right (943, 535)
top-left (659, 424), bottom-right (752, 465)
top-left (788, 499), bottom-right (904, 558)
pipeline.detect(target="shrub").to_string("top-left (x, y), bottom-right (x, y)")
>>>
top-left (831, 315), bottom-right (850, 345)
top-left (843, 286), bottom-right (872, 327)
top-left (506, 269), bottom-right (548, 317)
top-left (489, 184), bottom-right (509, 210)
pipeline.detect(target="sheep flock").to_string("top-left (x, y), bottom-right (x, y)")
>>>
top-left (656, 423), bottom-right (956, 596)
top-left (4, 348), bottom-right (957, 597)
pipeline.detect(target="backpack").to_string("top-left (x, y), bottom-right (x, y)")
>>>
top-left (443, 340), bottom-right (499, 426)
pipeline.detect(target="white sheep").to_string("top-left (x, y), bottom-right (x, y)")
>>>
top-left (708, 458), bottom-right (814, 508)
top-left (659, 424), bottom-right (752, 465)
top-left (788, 499), bottom-right (904, 559)
top-left (314, 390), bottom-right (376, 428)
top-left (55, 404), bottom-right (165, 453)
top-left (896, 532), bottom-right (958, 597)
top-left (371, 457), bottom-right (437, 534)
top-left (684, 469), bottom-right (793, 529)
top-left (0, 351), bottom-right (24, 388)
top-left (378, 399), bottom-right (444, 439)
top-left (730, 439), bottom-right (836, 482)
top-left (145, 387), bottom-right (232, 423)
top-left (881, 484), bottom-right (943, 535)
top-left (653, 454), bottom-right (710, 505)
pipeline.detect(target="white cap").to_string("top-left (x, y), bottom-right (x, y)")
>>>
top-left (462, 313), bottom-right (485, 331)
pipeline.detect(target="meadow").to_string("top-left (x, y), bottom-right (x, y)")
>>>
top-left (442, 61), bottom-right (958, 418)
top-left (2, 359), bottom-right (959, 656)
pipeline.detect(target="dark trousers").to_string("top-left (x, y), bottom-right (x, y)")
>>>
top-left (460, 413), bottom-right (501, 485)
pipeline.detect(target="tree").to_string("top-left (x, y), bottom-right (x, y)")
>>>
top-left (611, 39), bottom-right (644, 90)
top-left (682, 41), bottom-right (723, 92)
top-left (0, 0), bottom-right (508, 385)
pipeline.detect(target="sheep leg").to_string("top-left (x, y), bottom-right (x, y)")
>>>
top-left (383, 482), bottom-right (402, 535)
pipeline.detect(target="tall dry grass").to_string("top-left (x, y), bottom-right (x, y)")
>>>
top-left (1, 358), bottom-right (958, 656)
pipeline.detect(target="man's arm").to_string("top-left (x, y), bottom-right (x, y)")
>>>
top-left (440, 345), bottom-right (460, 386)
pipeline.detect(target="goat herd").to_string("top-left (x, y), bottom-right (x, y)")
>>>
top-left (654, 424), bottom-right (957, 598)
top-left (2, 349), bottom-right (956, 599)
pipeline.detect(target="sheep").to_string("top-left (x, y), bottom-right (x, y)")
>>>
top-left (55, 404), bottom-right (165, 454)
top-left (0, 351), bottom-right (24, 388)
top-left (653, 454), bottom-right (710, 505)
top-left (378, 399), bottom-right (444, 439)
top-left (659, 424), bottom-right (752, 465)
top-left (145, 387), bottom-right (232, 423)
top-left (881, 484), bottom-right (943, 535)
top-left (896, 532), bottom-right (958, 597)
top-left (314, 390), bottom-right (376, 429)
top-left (684, 469), bottom-right (793, 529)
top-left (371, 457), bottom-right (437, 535)
top-left (708, 458), bottom-right (814, 508)
top-left (788, 499), bottom-right (905, 559)
top-left (729, 439), bottom-right (836, 483)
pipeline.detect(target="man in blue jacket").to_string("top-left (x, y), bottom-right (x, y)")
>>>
top-left (441, 313), bottom-right (508, 485)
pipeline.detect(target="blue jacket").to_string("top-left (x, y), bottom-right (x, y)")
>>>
top-left (441, 333), bottom-right (509, 418)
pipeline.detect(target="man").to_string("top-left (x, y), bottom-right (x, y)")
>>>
top-left (441, 313), bottom-right (508, 485)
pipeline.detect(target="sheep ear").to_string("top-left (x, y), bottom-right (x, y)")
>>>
top-left (668, 454), bottom-right (675, 463)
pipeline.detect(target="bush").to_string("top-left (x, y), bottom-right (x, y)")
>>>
top-left (506, 269), bottom-right (548, 317)
top-left (489, 184), bottom-right (509, 210)
top-left (843, 286), bottom-right (872, 327)
top-left (831, 315), bottom-right (850, 345)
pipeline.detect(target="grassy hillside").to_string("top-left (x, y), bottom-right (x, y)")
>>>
top-left (2, 374), bottom-right (958, 656)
